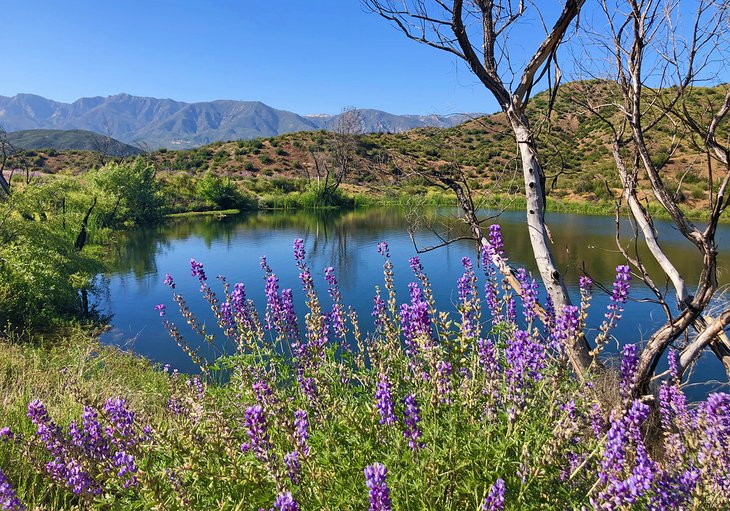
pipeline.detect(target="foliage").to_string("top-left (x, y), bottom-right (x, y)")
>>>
top-left (90, 159), bottom-right (163, 226)
top-left (0, 179), bottom-right (105, 328)
top-left (1, 236), bottom-right (728, 509)
top-left (196, 172), bottom-right (256, 211)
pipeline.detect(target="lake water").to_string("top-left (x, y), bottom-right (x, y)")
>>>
top-left (98, 207), bottom-right (730, 397)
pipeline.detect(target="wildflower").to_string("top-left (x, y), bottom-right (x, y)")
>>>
top-left (488, 224), bottom-right (504, 258)
top-left (293, 238), bottom-right (306, 264)
top-left (402, 394), bottom-right (423, 450)
top-left (284, 451), bottom-right (301, 485)
top-left (163, 273), bottom-right (175, 288)
top-left (595, 265), bottom-right (631, 354)
top-left (620, 344), bottom-right (638, 401)
top-left (190, 258), bottom-right (206, 282)
top-left (293, 409), bottom-right (310, 456)
top-left (435, 360), bottom-right (452, 404)
top-left (482, 478), bottom-right (505, 511)
top-left (516, 268), bottom-right (538, 324)
top-left (364, 462), bottom-right (392, 511)
top-left (376, 241), bottom-right (390, 258)
top-left (273, 491), bottom-right (300, 511)
top-left (0, 468), bottom-right (25, 511)
top-left (0, 427), bottom-right (13, 442)
top-left (551, 305), bottom-right (579, 352)
top-left (375, 373), bottom-right (396, 426)
top-left (154, 303), bottom-right (166, 317)
top-left (325, 266), bottom-right (346, 339)
top-left (243, 404), bottom-right (273, 463)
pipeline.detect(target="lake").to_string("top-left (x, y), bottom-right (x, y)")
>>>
top-left (98, 207), bottom-right (730, 397)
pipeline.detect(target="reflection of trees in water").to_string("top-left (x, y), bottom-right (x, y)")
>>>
top-left (106, 208), bottom-right (728, 292)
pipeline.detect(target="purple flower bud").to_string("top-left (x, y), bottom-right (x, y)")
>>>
top-left (364, 462), bottom-right (392, 511)
top-left (482, 478), bottom-right (505, 511)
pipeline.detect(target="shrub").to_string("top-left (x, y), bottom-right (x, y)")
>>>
top-left (197, 172), bottom-right (255, 210)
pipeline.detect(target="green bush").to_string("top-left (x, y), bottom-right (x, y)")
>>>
top-left (197, 172), bottom-right (256, 210)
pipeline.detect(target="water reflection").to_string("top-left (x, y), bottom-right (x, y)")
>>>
top-left (99, 207), bottom-right (729, 396)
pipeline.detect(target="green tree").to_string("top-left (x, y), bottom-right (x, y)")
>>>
top-left (92, 158), bottom-right (163, 226)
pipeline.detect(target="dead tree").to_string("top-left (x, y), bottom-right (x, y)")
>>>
top-left (364, 0), bottom-right (594, 375)
top-left (572, 0), bottom-right (730, 392)
top-left (307, 107), bottom-right (363, 204)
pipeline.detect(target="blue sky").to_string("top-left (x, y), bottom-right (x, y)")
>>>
top-left (4, 1), bottom-right (584, 115)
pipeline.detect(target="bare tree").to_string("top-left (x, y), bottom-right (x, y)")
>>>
top-left (306, 107), bottom-right (364, 204)
top-left (571, 0), bottom-right (730, 392)
top-left (364, 0), bottom-right (594, 375)
top-left (0, 126), bottom-right (32, 196)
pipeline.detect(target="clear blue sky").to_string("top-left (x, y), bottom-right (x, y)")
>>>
top-left (3, 1), bottom-right (577, 115)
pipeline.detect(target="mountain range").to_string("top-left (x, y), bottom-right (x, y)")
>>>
top-left (0, 93), bottom-right (481, 150)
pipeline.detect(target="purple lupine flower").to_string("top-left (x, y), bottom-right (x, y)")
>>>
top-left (480, 245), bottom-right (502, 322)
top-left (590, 403), bottom-right (605, 438)
top-left (544, 296), bottom-right (555, 337)
top-left (668, 349), bottom-right (680, 382)
top-left (478, 338), bottom-right (500, 379)
top-left (325, 267), bottom-right (346, 339)
top-left (364, 463), bottom-right (392, 511)
top-left (488, 224), bottom-right (504, 258)
top-left (579, 275), bottom-right (593, 291)
top-left (0, 427), bottom-right (13, 442)
top-left (190, 259), bottom-right (206, 282)
top-left (103, 398), bottom-right (144, 450)
top-left (598, 400), bottom-right (651, 487)
top-left (596, 265), bottom-right (631, 347)
top-left (435, 360), bottom-right (452, 404)
top-left (696, 392), bottom-right (730, 493)
top-left (284, 451), bottom-right (301, 485)
top-left (274, 491), bottom-right (300, 511)
top-left (79, 407), bottom-right (109, 459)
top-left (27, 400), bottom-right (63, 456)
top-left (376, 241), bottom-right (390, 258)
top-left (482, 478), bottom-right (505, 511)
top-left (402, 394), bottom-right (423, 450)
top-left (409, 256), bottom-right (423, 275)
top-left (372, 291), bottom-right (386, 328)
top-left (243, 404), bottom-right (273, 463)
top-left (112, 450), bottom-right (138, 488)
top-left (231, 282), bottom-right (255, 333)
top-left (154, 304), bottom-right (166, 317)
top-left (516, 268), bottom-right (539, 324)
top-left (504, 330), bottom-right (545, 403)
top-left (457, 257), bottom-right (480, 338)
top-left (264, 274), bottom-right (284, 331)
top-left (551, 305), bottom-right (579, 352)
top-left (400, 283), bottom-right (431, 357)
top-left (375, 373), bottom-right (396, 426)
top-left (163, 273), bottom-right (175, 288)
top-left (620, 344), bottom-right (638, 401)
top-left (281, 288), bottom-right (299, 344)
top-left (293, 238), bottom-right (306, 264)
top-left (293, 409), bottom-right (310, 456)
top-left (0, 468), bottom-right (25, 511)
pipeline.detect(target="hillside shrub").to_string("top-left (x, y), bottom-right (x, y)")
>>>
top-left (197, 172), bottom-right (255, 210)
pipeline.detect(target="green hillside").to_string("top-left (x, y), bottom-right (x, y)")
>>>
top-left (21, 81), bottom-right (728, 211)
top-left (6, 129), bottom-right (142, 156)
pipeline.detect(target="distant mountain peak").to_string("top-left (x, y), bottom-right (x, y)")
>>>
top-left (0, 93), bottom-right (484, 149)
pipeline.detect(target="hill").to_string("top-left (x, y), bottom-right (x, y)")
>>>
top-left (0, 93), bottom-right (481, 149)
top-left (5, 129), bottom-right (142, 156)
top-left (19, 81), bottom-right (728, 211)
